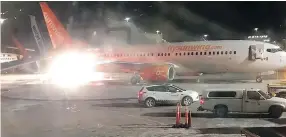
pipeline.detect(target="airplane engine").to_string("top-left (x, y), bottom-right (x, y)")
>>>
top-left (139, 65), bottom-right (176, 82)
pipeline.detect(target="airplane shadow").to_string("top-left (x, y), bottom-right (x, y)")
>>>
top-left (142, 112), bottom-right (272, 118)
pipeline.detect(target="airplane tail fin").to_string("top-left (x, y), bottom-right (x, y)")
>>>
top-left (29, 15), bottom-right (46, 56)
top-left (11, 35), bottom-right (28, 58)
top-left (39, 2), bottom-right (73, 49)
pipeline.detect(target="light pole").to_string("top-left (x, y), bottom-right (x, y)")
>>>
top-left (124, 17), bottom-right (130, 22)
top-left (202, 34), bottom-right (208, 41)
top-left (156, 30), bottom-right (160, 34)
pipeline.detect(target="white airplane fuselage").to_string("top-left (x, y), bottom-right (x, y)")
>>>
top-left (169, 40), bottom-right (286, 74)
top-left (96, 40), bottom-right (286, 75)
top-left (0, 53), bottom-right (20, 63)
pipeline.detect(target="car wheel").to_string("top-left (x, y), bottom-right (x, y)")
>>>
top-left (181, 96), bottom-right (193, 106)
top-left (269, 106), bottom-right (283, 119)
top-left (144, 98), bottom-right (156, 108)
top-left (214, 106), bottom-right (228, 118)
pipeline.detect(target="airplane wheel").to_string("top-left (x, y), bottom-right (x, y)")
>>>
top-left (131, 76), bottom-right (140, 85)
top-left (256, 76), bottom-right (263, 83)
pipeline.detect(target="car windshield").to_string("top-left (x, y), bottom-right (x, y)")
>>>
top-left (258, 90), bottom-right (272, 99)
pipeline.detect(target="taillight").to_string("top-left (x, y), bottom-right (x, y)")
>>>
top-left (138, 87), bottom-right (144, 98)
top-left (200, 97), bottom-right (205, 105)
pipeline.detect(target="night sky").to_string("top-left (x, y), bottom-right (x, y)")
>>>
top-left (1, 1), bottom-right (286, 49)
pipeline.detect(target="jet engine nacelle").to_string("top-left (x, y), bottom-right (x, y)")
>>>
top-left (139, 65), bottom-right (176, 82)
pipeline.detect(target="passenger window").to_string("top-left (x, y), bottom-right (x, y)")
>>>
top-left (167, 86), bottom-right (178, 92)
top-left (200, 52), bottom-right (202, 55)
top-left (204, 52), bottom-right (207, 55)
top-left (225, 51), bottom-right (228, 54)
top-left (175, 53), bottom-right (178, 56)
top-left (221, 51), bottom-right (224, 54)
top-left (191, 52), bottom-right (194, 55)
top-left (187, 52), bottom-right (190, 55)
top-left (208, 91), bottom-right (237, 97)
top-left (247, 91), bottom-right (261, 100)
top-left (234, 51), bottom-right (236, 54)
top-left (229, 51), bottom-right (232, 54)
top-left (158, 53), bottom-right (160, 56)
top-left (153, 86), bottom-right (167, 92)
top-left (209, 52), bottom-right (211, 55)
top-left (168, 53), bottom-right (170, 56)
top-left (146, 87), bottom-right (155, 91)
top-left (161, 53), bottom-right (164, 56)
top-left (196, 52), bottom-right (198, 55)
top-left (179, 53), bottom-right (181, 56)
top-left (183, 52), bottom-right (186, 56)
top-left (213, 51), bottom-right (215, 55)
top-left (164, 53), bottom-right (167, 56)
top-left (217, 51), bottom-right (220, 55)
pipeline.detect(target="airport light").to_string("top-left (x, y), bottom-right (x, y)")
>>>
top-left (203, 34), bottom-right (208, 37)
top-left (0, 18), bottom-right (6, 24)
top-left (156, 30), bottom-right (160, 34)
top-left (124, 17), bottom-right (130, 22)
top-left (93, 31), bottom-right (97, 36)
top-left (254, 28), bottom-right (258, 31)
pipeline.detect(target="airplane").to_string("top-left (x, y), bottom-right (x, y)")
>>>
top-left (38, 2), bottom-right (286, 85)
top-left (0, 52), bottom-right (21, 63)
top-left (1, 37), bottom-right (37, 73)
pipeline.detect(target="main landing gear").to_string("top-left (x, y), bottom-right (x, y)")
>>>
top-left (256, 75), bottom-right (263, 83)
top-left (130, 73), bottom-right (141, 85)
top-left (196, 73), bottom-right (203, 83)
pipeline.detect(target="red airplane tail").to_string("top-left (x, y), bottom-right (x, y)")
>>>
top-left (39, 2), bottom-right (73, 50)
top-left (11, 35), bottom-right (28, 58)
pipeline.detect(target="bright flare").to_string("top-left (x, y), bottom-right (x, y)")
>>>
top-left (47, 51), bottom-right (99, 88)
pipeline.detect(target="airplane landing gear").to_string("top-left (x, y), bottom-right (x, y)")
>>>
top-left (256, 75), bottom-right (263, 83)
top-left (196, 73), bottom-right (203, 83)
top-left (130, 73), bottom-right (141, 85)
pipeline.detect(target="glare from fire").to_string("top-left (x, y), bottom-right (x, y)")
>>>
top-left (47, 51), bottom-right (100, 88)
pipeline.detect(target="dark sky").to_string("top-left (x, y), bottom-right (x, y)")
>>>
top-left (1, 1), bottom-right (286, 49)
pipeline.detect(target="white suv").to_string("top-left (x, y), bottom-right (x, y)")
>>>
top-left (138, 84), bottom-right (199, 108)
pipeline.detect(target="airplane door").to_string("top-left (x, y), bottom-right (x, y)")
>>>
top-left (248, 45), bottom-right (264, 61)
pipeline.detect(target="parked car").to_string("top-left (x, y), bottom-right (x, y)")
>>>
top-left (138, 83), bottom-right (199, 108)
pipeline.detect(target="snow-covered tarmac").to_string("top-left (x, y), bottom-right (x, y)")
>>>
top-left (1, 75), bottom-right (286, 137)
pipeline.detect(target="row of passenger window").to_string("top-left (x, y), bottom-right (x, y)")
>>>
top-left (1, 58), bottom-right (14, 60)
top-left (103, 51), bottom-right (237, 57)
top-left (174, 51), bottom-right (237, 56)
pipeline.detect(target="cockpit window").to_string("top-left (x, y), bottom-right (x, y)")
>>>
top-left (266, 48), bottom-right (283, 53)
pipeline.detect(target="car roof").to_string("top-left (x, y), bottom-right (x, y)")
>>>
top-left (145, 83), bottom-right (175, 87)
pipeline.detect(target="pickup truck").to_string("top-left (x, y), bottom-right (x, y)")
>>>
top-left (197, 88), bottom-right (286, 118)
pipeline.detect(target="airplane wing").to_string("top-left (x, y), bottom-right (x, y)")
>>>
top-left (1, 56), bottom-right (42, 72)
